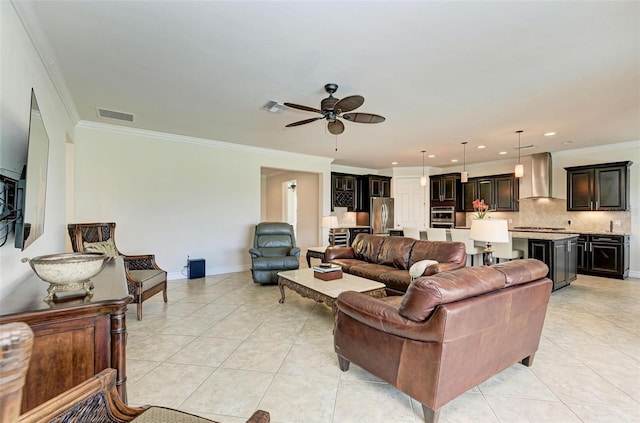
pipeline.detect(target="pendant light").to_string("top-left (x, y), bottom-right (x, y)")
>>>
top-left (515, 130), bottom-right (524, 178)
top-left (420, 150), bottom-right (427, 186)
top-left (461, 141), bottom-right (468, 183)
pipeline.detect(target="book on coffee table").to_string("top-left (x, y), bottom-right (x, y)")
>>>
top-left (313, 264), bottom-right (341, 273)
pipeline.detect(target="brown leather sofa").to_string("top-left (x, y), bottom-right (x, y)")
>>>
top-left (334, 259), bottom-right (552, 423)
top-left (325, 233), bottom-right (467, 295)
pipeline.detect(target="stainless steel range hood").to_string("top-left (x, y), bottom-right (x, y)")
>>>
top-left (528, 152), bottom-right (553, 198)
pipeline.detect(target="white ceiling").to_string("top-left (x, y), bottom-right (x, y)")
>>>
top-left (15, 1), bottom-right (640, 170)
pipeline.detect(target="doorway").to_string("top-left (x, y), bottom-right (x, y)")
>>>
top-left (284, 180), bottom-right (297, 236)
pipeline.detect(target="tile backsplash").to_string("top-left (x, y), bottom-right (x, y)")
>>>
top-left (463, 198), bottom-right (631, 234)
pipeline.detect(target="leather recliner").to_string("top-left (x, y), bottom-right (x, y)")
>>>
top-left (249, 222), bottom-right (300, 285)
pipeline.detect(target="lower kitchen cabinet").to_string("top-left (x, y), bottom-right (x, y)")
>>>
top-left (528, 236), bottom-right (578, 291)
top-left (577, 234), bottom-right (630, 279)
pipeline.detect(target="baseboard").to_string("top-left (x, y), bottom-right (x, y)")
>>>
top-left (167, 264), bottom-right (251, 281)
top-left (628, 269), bottom-right (640, 279)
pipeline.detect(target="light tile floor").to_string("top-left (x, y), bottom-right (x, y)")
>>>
top-left (126, 271), bottom-right (640, 423)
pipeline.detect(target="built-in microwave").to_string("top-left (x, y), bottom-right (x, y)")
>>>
top-left (430, 206), bottom-right (455, 228)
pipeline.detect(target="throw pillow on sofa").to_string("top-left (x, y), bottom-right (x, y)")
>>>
top-left (409, 259), bottom-right (438, 281)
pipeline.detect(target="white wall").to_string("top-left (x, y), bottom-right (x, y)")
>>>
top-left (0, 3), bottom-right (74, 297)
top-left (73, 123), bottom-right (332, 279)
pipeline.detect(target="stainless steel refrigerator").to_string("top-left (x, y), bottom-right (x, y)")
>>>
top-left (370, 197), bottom-right (394, 234)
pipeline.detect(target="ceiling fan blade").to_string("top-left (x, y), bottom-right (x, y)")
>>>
top-left (342, 112), bottom-right (386, 124)
top-left (285, 116), bottom-right (324, 127)
top-left (334, 95), bottom-right (364, 113)
top-left (327, 120), bottom-right (344, 135)
top-left (283, 102), bottom-right (323, 114)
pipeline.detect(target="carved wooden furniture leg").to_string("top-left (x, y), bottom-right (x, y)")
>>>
top-left (278, 277), bottom-right (286, 304)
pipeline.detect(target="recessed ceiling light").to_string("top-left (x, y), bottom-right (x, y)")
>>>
top-left (562, 140), bottom-right (574, 144)
top-left (428, 154), bottom-right (435, 158)
top-left (477, 145), bottom-right (486, 149)
top-left (544, 132), bottom-right (556, 137)
top-left (499, 151), bottom-right (507, 155)
top-left (391, 161), bottom-right (398, 165)
top-left (451, 159), bottom-right (458, 163)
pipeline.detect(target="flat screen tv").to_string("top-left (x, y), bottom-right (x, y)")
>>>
top-left (14, 89), bottom-right (50, 250)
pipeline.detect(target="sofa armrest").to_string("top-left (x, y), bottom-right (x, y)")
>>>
top-left (249, 248), bottom-right (262, 258)
top-left (336, 291), bottom-right (443, 343)
top-left (424, 261), bottom-right (465, 276)
top-left (325, 246), bottom-right (356, 261)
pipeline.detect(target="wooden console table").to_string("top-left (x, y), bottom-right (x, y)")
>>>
top-left (0, 257), bottom-right (133, 414)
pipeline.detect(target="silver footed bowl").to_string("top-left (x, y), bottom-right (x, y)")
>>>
top-left (22, 252), bottom-right (110, 285)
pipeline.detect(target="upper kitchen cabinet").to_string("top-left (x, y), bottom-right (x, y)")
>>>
top-left (430, 173), bottom-right (461, 208)
top-left (462, 174), bottom-right (519, 212)
top-left (357, 175), bottom-right (391, 211)
top-left (565, 161), bottom-right (632, 211)
top-left (331, 172), bottom-right (357, 211)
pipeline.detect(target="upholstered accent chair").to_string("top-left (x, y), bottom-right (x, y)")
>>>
top-left (68, 222), bottom-right (167, 320)
top-left (0, 323), bottom-right (34, 423)
top-left (249, 222), bottom-right (300, 284)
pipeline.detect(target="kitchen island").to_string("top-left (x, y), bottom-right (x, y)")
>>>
top-left (511, 231), bottom-right (580, 291)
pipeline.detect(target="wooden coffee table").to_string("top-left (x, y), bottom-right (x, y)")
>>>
top-left (277, 268), bottom-right (386, 313)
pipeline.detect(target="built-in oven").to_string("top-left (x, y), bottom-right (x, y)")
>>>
top-left (430, 206), bottom-right (455, 228)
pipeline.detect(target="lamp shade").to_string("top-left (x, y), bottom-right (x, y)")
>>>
top-left (321, 215), bottom-right (339, 228)
top-left (469, 219), bottom-right (509, 243)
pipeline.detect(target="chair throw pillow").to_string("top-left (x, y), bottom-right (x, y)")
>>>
top-left (409, 259), bottom-right (438, 281)
top-left (83, 239), bottom-right (118, 257)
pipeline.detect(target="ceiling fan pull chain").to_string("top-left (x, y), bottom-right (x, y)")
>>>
top-left (335, 134), bottom-right (338, 151)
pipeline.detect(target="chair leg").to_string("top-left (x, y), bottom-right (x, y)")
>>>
top-left (137, 301), bottom-right (143, 321)
top-left (337, 355), bottom-right (350, 371)
top-left (422, 404), bottom-right (440, 423)
top-left (521, 353), bottom-right (535, 367)
top-left (163, 286), bottom-right (168, 303)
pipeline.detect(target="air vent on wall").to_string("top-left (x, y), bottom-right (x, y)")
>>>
top-left (96, 107), bottom-right (135, 122)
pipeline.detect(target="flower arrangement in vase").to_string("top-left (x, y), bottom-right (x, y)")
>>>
top-left (472, 199), bottom-right (489, 219)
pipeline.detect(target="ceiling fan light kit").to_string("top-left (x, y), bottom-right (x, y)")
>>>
top-left (284, 83), bottom-right (385, 135)
top-left (461, 141), bottom-right (469, 183)
top-left (515, 130), bottom-right (524, 178)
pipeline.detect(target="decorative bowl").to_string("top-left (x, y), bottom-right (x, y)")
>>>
top-left (22, 253), bottom-right (110, 300)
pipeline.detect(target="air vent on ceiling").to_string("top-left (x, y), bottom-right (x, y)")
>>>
top-left (514, 144), bottom-right (538, 151)
top-left (261, 100), bottom-right (285, 113)
top-left (96, 107), bottom-right (135, 122)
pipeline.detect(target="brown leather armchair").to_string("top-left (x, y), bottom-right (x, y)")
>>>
top-left (334, 259), bottom-right (552, 423)
top-left (68, 222), bottom-right (167, 320)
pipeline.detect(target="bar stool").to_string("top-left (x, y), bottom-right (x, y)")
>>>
top-left (449, 228), bottom-right (485, 266)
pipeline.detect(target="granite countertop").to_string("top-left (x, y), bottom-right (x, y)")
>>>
top-left (510, 231), bottom-right (580, 240)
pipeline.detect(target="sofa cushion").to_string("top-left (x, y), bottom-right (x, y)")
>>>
top-left (377, 269), bottom-right (412, 293)
top-left (409, 240), bottom-right (465, 268)
top-left (329, 258), bottom-right (364, 272)
top-left (399, 266), bottom-right (506, 322)
top-left (493, 258), bottom-right (549, 286)
top-left (350, 263), bottom-right (395, 281)
top-left (377, 236), bottom-right (415, 269)
top-left (351, 234), bottom-right (385, 263)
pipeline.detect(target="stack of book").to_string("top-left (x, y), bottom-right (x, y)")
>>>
top-left (313, 263), bottom-right (343, 281)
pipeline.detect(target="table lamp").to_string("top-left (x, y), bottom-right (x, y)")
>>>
top-left (469, 218), bottom-right (509, 266)
top-left (321, 216), bottom-right (339, 229)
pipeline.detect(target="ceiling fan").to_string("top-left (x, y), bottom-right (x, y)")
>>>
top-left (284, 83), bottom-right (385, 135)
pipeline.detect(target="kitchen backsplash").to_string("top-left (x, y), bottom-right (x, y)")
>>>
top-left (464, 198), bottom-right (631, 234)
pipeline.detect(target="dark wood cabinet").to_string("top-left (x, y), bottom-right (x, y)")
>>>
top-left (565, 161), bottom-right (632, 211)
top-left (577, 234), bottom-right (630, 279)
top-left (462, 173), bottom-right (519, 212)
top-left (528, 236), bottom-right (578, 291)
top-left (357, 174), bottom-right (391, 212)
top-left (331, 172), bottom-right (357, 211)
top-left (0, 258), bottom-right (132, 414)
top-left (430, 173), bottom-right (461, 208)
